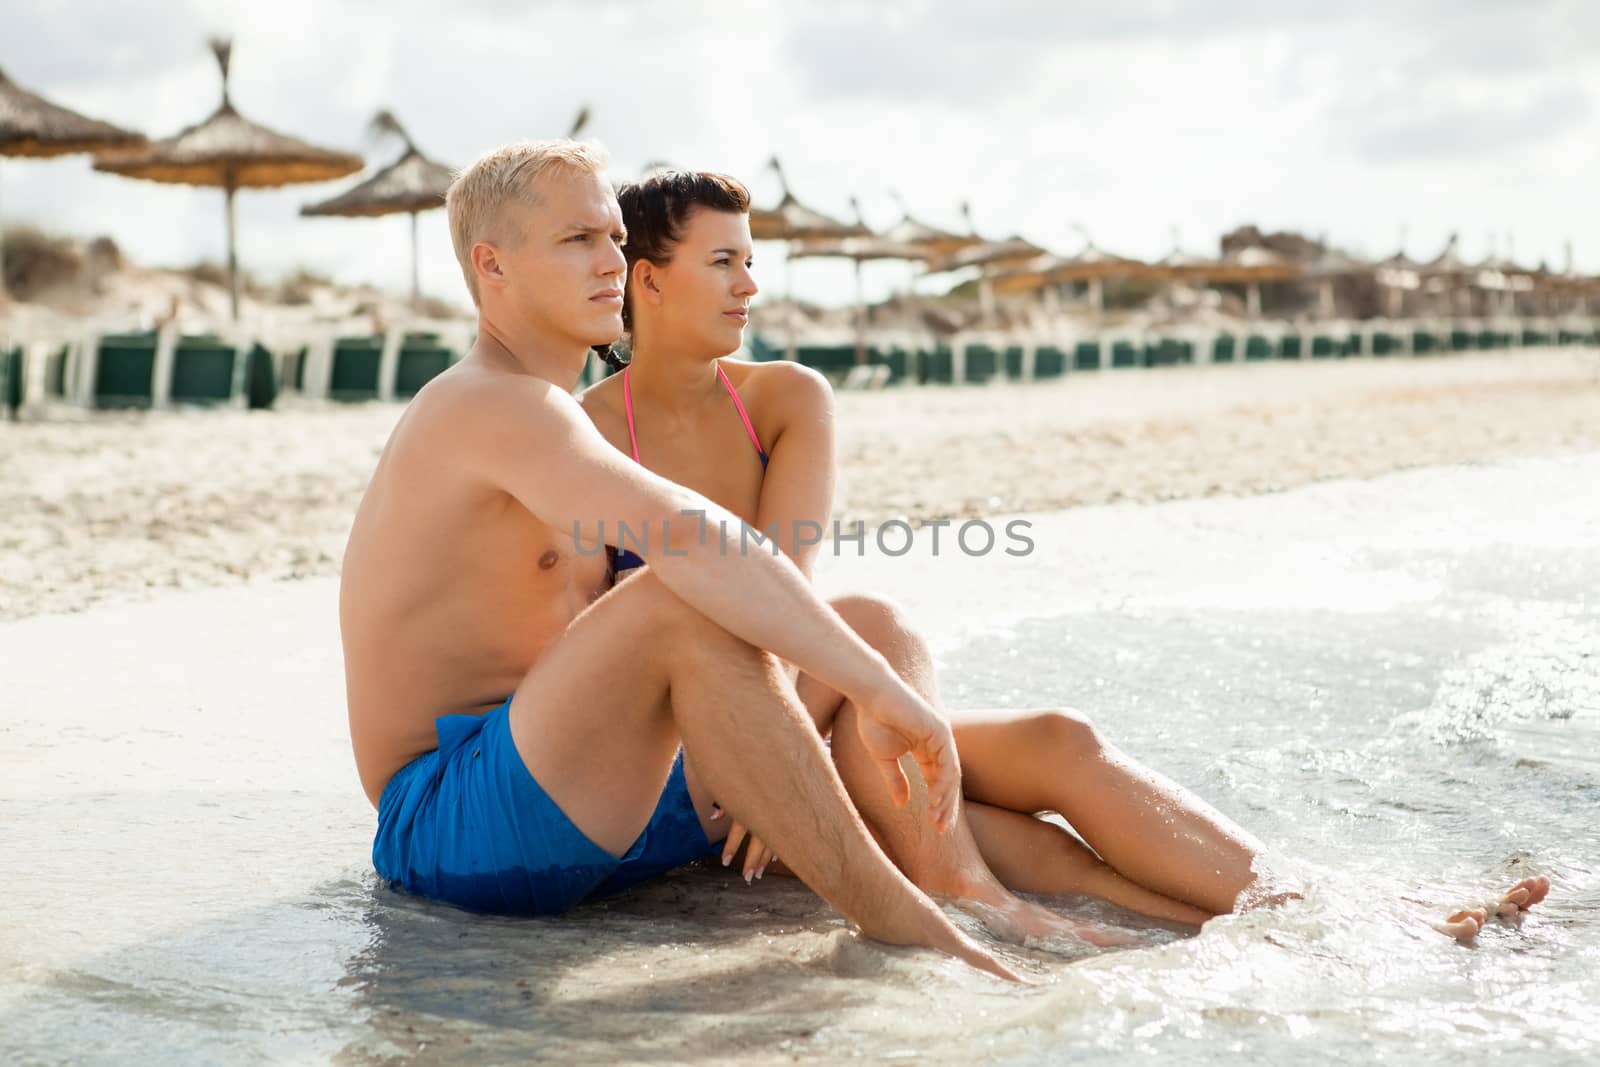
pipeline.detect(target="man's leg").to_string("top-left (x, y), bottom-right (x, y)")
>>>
top-left (504, 572), bottom-right (1015, 979)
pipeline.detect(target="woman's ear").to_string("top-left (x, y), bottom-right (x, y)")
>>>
top-left (632, 258), bottom-right (664, 307)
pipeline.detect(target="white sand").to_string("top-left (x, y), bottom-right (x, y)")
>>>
top-left (3, 348), bottom-right (1598, 621)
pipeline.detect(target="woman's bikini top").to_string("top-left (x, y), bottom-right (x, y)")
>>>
top-left (611, 361), bottom-right (768, 574)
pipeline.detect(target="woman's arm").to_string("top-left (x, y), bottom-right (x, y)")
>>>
top-left (750, 362), bottom-right (837, 578)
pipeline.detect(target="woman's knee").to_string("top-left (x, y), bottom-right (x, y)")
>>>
top-left (829, 592), bottom-right (915, 650)
top-left (1029, 708), bottom-right (1105, 760)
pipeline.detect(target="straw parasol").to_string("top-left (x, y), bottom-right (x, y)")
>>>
top-left (1374, 238), bottom-right (1422, 319)
top-left (1416, 234), bottom-right (1475, 316)
top-left (747, 157), bottom-right (867, 242)
top-left (94, 39), bottom-right (362, 319)
top-left (912, 204), bottom-right (1047, 325)
top-left (300, 111), bottom-right (452, 307)
top-left (876, 192), bottom-right (981, 261)
top-left (1532, 242), bottom-right (1598, 315)
top-left (1151, 241), bottom-right (1297, 318)
top-left (1420, 233), bottom-right (1473, 278)
top-left (1299, 239), bottom-right (1367, 319)
top-left (747, 157), bottom-right (867, 358)
top-left (991, 241), bottom-right (1151, 323)
top-left (1, 65), bottom-right (145, 297)
top-left (1207, 245), bottom-right (1300, 319)
top-left (1472, 236), bottom-right (1535, 317)
top-left (924, 235), bottom-right (1045, 276)
top-left (789, 198), bottom-right (933, 363)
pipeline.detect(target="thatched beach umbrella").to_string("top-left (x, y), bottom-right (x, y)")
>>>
top-left (94, 39), bottom-right (362, 319)
top-left (876, 195), bottom-right (984, 315)
top-left (917, 204), bottom-right (1049, 326)
top-left (1153, 243), bottom-right (1296, 319)
top-left (992, 243), bottom-right (1151, 323)
top-left (1374, 245), bottom-right (1422, 318)
top-left (790, 197), bottom-right (932, 363)
top-left (0, 65), bottom-right (145, 297)
top-left (747, 158), bottom-right (866, 243)
top-left (924, 235), bottom-right (1045, 276)
top-left (1472, 237), bottom-right (1536, 317)
top-left (876, 192), bottom-right (980, 261)
top-left (1150, 245), bottom-right (1226, 307)
top-left (1532, 244), bottom-right (1598, 316)
top-left (1416, 233), bottom-right (1477, 316)
top-left (747, 157), bottom-right (866, 358)
top-left (300, 111), bottom-right (451, 307)
top-left (1300, 241), bottom-right (1367, 319)
top-left (1206, 245), bottom-right (1300, 319)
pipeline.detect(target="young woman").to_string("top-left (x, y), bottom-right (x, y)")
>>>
top-left (579, 171), bottom-right (1545, 941)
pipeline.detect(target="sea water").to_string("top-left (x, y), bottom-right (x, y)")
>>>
top-left (2, 453), bottom-right (1596, 1065)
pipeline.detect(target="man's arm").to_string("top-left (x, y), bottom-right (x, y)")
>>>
top-left (460, 373), bottom-right (958, 824)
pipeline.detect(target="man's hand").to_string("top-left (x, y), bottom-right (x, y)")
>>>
top-left (851, 672), bottom-right (962, 832)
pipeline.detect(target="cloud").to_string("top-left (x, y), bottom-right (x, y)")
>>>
top-left (778, 1), bottom-right (1374, 105)
top-left (3, 0), bottom-right (1596, 302)
top-left (1341, 82), bottom-right (1591, 163)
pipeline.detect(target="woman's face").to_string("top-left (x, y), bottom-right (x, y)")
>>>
top-left (631, 207), bottom-right (759, 358)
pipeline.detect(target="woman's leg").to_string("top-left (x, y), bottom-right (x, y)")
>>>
top-left (950, 707), bottom-right (1263, 916)
top-left (804, 593), bottom-right (1264, 918)
top-left (963, 801), bottom-right (1212, 926)
top-left (799, 594), bottom-right (1133, 945)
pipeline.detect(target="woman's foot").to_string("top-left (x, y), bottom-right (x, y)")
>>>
top-left (1434, 875), bottom-right (1550, 941)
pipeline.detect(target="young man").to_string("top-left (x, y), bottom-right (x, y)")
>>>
top-left (339, 140), bottom-right (1015, 979)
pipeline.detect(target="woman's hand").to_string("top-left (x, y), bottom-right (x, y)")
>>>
top-left (710, 805), bottom-right (776, 882)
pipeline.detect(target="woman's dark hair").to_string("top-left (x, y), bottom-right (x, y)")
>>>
top-left (596, 170), bottom-right (751, 370)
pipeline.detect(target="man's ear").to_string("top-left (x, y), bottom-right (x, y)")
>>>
top-left (472, 241), bottom-right (506, 291)
top-left (632, 259), bottom-right (663, 306)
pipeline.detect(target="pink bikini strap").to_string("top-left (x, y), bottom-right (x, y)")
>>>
top-left (716, 362), bottom-right (764, 455)
top-left (622, 365), bottom-right (641, 462)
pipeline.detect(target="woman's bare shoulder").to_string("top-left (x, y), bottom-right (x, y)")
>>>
top-left (721, 358), bottom-right (833, 427)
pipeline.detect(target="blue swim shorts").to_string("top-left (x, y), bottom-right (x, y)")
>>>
top-left (371, 697), bottom-right (719, 915)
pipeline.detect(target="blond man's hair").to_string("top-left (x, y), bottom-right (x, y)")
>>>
top-left (445, 139), bottom-right (610, 304)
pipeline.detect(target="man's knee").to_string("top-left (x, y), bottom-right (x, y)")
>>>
top-left (1030, 708), bottom-right (1105, 760)
top-left (830, 592), bottom-right (913, 648)
top-left (622, 571), bottom-right (767, 667)
top-left (621, 572), bottom-right (732, 649)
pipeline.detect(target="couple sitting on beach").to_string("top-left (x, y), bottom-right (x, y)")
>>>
top-left (340, 140), bottom-right (1546, 978)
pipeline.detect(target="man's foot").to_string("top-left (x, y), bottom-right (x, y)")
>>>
top-left (858, 896), bottom-right (1027, 982)
top-left (1434, 876), bottom-right (1550, 941)
top-left (933, 876), bottom-right (1138, 950)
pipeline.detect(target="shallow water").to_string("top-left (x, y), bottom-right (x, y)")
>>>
top-left (3, 454), bottom-right (1597, 1065)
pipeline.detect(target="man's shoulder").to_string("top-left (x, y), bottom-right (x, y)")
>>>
top-left (413, 360), bottom-right (572, 431)
top-left (576, 369), bottom-right (622, 415)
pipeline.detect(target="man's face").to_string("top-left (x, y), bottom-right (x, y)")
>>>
top-left (489, 169), bottom-right (627, 348)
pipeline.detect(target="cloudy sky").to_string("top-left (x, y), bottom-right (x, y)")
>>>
top-left (3, 0), bottom-right (1596, 308)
